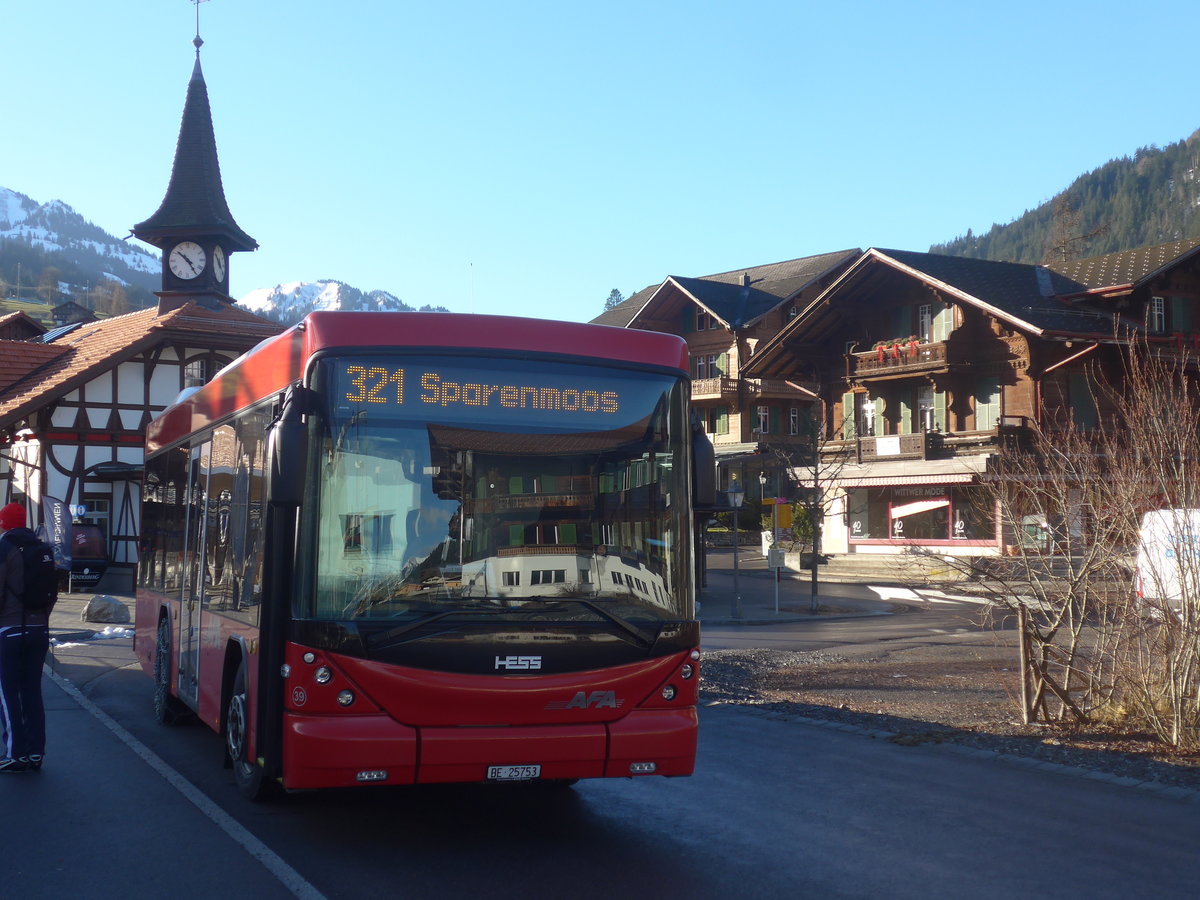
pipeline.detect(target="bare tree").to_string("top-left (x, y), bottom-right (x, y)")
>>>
top-left (923, 341), bottom-right (1200, 747)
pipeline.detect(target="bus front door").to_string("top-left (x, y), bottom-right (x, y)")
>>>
top-left (178, 440), bottom-right (213, 710)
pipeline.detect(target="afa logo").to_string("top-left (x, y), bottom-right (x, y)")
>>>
top-left (545, 690), bottom-right (623, 711)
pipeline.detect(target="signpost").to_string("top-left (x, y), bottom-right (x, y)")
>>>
top-left (764, 498), bottom-right (792, 613)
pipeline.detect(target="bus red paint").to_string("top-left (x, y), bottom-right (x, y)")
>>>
top-left (135, 312), bottom-right (710, 798)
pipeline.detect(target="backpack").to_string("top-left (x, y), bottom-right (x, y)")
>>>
top-left (1, 533), bottom-right (57, 612)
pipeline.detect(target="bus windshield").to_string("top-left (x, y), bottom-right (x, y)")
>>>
top-left (298, 354), bottom-right (691, 627)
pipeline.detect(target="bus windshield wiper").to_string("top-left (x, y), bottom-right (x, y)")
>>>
top-left (362, 605), bottom-right (535, 650)
top-left (517, 598), bottom-right (654, 649)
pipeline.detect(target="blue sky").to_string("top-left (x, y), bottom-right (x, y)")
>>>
top-left (7, 1), bottom-right (1199, 322)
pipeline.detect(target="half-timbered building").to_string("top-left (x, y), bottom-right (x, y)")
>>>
top-left (0, 41), bottom-right (281, 592)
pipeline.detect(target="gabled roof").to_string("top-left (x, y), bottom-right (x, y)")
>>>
top-left (592, 284), bottom-right (656, 328)
top-left (1046, 238), bottom-right (1200, 294)
top-left (592, 249), bottom-right (861, 331)
top-left (744, 245), bottom-right (1153, 377)
top-left (0, 311), bottom-right (47, 340)
top-left (0, 301), bottom-right (281, 430)
top-left (0, 342), bottom-right (69, 394)
top-left (132, 57), bottom-right (256, 252)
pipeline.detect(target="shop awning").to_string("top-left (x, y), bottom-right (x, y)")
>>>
top-left (795, 454), bottom-right (993, 489)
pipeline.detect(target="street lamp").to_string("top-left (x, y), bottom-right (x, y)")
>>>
top-left (727, 484), bottom-right (745, 618)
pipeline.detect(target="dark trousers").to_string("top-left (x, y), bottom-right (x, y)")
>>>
top-left (0, 625), bottom-right (50, 759)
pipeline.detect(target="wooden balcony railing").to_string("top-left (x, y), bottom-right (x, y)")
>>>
top-left (851, 340), bottom-right (947, 377)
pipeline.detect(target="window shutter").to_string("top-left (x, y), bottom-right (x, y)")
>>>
top-left (717, 407), bottom-right (729, 435)
top-left (1070, 373), bottom-right (1098, 430)
top-left (933, 302), bottom-right (953, 341)
top-left (899, 391), bottom-right (912, 435)
top-left (682, 306), bottom-right (695, 333)
top-left (1172, 297), bottom-right (1193, 333)
top-left (717, 352), bottom-right (728, 376)
top-left (770, 406), bottom-right (780, 435)
top-left (873, 394), bottom-right (886, 437)
top-left (934, 389), bottom-right (948, 431)
top-left (842, 392), bottom-right (857, 439)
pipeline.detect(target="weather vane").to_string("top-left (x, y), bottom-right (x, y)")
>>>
top-left (192, 0), bottom-right (212, 55)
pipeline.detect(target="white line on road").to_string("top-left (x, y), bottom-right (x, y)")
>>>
top-left (45, 668), bottom-right (328, 900)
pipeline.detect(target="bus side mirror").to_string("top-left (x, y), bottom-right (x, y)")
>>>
top-left (268, 388), bottom-right (310, 507)
top-left (691, 411), bottom-right (716, 508)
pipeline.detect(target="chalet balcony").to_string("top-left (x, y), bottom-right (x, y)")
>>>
top-left (744, 377), bottom-right (818, 399)
top-left (856, 431), bottom-right (943, 461)
top-left (691, 376), bottom-right (739, 400)
top-left (850, 340), bottom-right (947, 378)
top-left (691, 377), bottom-right (818, 401)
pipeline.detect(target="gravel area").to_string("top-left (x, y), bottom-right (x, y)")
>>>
top-left (701, 639), bottom-right (1200, 791)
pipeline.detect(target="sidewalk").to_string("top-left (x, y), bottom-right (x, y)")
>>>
top-left (5, 592), bottom-right (309, 900)
top-left (699, 548), bottom-right (896, 625)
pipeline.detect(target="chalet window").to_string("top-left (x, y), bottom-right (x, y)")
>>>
top-left (707, 406), bottom-right (729, 435)
top-left (693, 356), bottom-right (708, 379)
top-left (1148, 296), bottom-right (1167, 334)
top-left (756, 405), bottom-right (770, 434)
top-left (917, 385), bottom-right (947, 432)
top-left (695, 309), bottom-right (717, 331)
top-left (859, 395), bottom-right (876, 436)
top-left (789, 407), bottom-right (800, 435)
top-left (918, 304), bottom-right (933, 342)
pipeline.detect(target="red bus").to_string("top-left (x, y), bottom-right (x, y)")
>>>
top-left (135, 312), bottom-right (713, 798)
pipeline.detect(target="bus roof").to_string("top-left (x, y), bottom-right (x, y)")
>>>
top-left (146, 311), bottom-right (688, 454)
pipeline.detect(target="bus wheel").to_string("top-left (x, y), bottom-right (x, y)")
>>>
top-left (226, 660), bottom-right (275, 801)
top-left (153, 618), bottom-right (188, 725)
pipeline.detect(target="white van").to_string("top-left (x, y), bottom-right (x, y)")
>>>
top-left (1135, 509), bottom-right (1200, 609)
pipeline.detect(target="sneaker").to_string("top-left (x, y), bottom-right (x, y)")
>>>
top-left (27, 755), bottom-right (43, 770)
top-left (0, 757), bottom-right (29, 773)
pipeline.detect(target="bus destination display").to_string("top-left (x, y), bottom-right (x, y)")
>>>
top-left (331, 356), bottom-right (652, 427)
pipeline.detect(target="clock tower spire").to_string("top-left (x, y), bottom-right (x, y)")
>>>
top-left (132, 21), bottom-right (257, 313)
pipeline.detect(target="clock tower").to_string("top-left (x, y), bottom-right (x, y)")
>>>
top-left (132, 33), bottom-right (256, 313)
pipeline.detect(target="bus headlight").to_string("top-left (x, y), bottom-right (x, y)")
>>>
top-left (314, 666), bottom-right (332, 684)
top-left (336, 690), bottom-right (355, 707)
top-left (680, 664), bottom-right (694, 680)
top-left (661, 685), bottom-right (677, 701)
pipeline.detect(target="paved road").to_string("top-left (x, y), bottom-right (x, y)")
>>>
top-left (10, 591), bottom-right (1199, 900)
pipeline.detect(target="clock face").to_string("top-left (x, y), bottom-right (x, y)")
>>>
top-left (168, 241), bottom-right (206, 280)
top-left (212, 246), bottom-right (227, 282)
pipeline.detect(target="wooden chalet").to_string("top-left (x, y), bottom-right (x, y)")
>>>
top-left (593, 250), bottom-right (860, 497)
top-left (0, 41), bottom-right (282, 591)
top-left (744, 239), bottom-right (1200, 560)
top-left (0, 310), bottom-right (47, 341)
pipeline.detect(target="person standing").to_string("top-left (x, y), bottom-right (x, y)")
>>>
top-left (0, 502), bottom-right (57, 773)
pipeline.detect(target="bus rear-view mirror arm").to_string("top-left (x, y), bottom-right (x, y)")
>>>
top-left (268, 386), bottom-right (312, 507)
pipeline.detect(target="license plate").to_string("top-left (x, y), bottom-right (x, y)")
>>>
top-left (487, 764), bottom-right (541, 781)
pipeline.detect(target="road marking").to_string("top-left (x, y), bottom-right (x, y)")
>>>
top-left (45, 668), bottom-right (328, 900)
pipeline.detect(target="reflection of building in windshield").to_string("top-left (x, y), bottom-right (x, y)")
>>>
top-left (315, 390), bottom-right (684, 619)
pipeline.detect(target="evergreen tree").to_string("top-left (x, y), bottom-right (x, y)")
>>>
top-left (604, 288), bottom-right (624, 311)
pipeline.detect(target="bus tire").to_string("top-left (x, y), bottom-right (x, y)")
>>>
top-left (226, 658), bottom-right (276, 801)
top-left (153, 617), bottom-right (189, 726)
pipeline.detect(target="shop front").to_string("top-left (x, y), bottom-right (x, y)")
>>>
top-left (812, 456), bottom-right (998, 557)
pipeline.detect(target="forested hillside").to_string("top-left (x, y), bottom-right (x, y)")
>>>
top-left (931, 130), bottom-right (1200, 264)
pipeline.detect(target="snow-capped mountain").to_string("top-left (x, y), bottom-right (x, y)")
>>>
top-left (239, 281), bottom-right (448, 326)
top-left (1, 186), bottom-right (446, 323)
top-left (0, 186), bottom-right (159, 290)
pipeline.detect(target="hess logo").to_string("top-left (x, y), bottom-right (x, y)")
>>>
top-left (495, 655), bottom-right (542, 670)
top-left (545, 690), bottom-right (623, 711)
